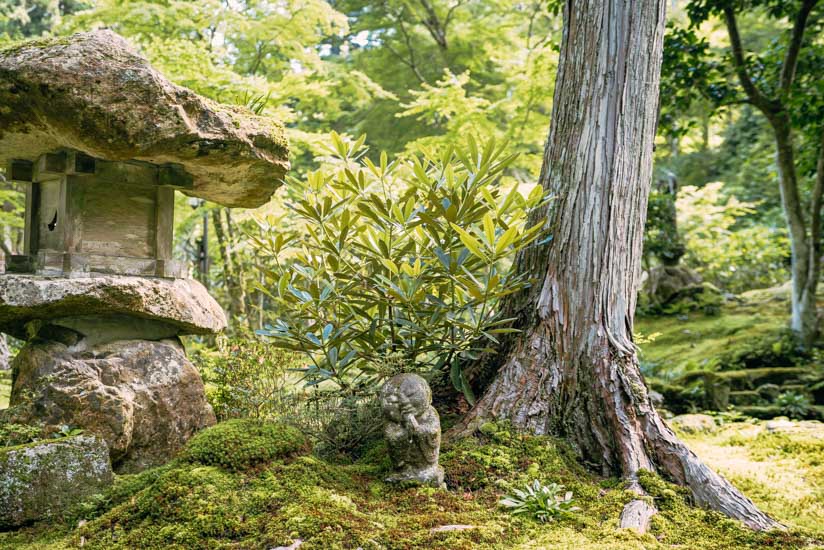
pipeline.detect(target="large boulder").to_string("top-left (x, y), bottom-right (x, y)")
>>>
top-left (642, 265), bottom-right (702, 304)
top-left (640, 265), bottom-right (722, 315)
top-left (669, 413), bottom-right (716, 434)
top-left (0, 435), bottom-right (113, 528)
top-left (0, 31), bottom-right (289, 208)
top-left (9, 338), bottom-right (216, 473)
top-left (0, 274), bottom-right (226, 340)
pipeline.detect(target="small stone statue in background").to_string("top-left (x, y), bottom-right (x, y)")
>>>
top-left (380, 373), bottom-right (444, 487)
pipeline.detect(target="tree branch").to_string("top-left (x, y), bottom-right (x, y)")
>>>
top-left (397, 15), bottom-right (427, 83)
top-left (779, 0), bottom-right (818, 98)
top-left (722, 6), bottom-right (774, 112)
top-left (383, 38), bottom-right (426, 84)
top-left (249, 42), bottom-right (265, 76)
top-left (443, 0), bottom-right (466, 32)
top-left (412, 0), bottom-right (449, 50)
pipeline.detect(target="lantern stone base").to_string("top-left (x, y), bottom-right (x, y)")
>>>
top-left (0, 274), bottom-right (224, 472)
top-left (8, 337), bottom-right (216, 473)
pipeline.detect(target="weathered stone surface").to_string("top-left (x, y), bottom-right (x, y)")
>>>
top-left (642, 265), bottom-right (702, 305)
top-left (10, 338), bottom-right (216, 473)
top-left (381, 373), bottom-right (444, 487)
top-left (765, 418), bottom-right (824, 435)
top-left (0, 435), bottom-right (113, 528)
top-left (669, 413), bottom-right (717, 434)
top-left (619, 499), bottom-right (657, 533)
top-left (0, 274), bottom-right (226, 339)
top-left (0, 31), bottom-right (289, 208)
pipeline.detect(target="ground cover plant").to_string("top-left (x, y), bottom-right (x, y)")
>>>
top-left (0, 419), bottom-right (821, 550)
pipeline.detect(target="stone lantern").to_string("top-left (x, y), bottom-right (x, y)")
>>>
top-left (0, 31), bottom-right (289, 472)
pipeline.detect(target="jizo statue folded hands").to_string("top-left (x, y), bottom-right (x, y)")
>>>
top-left (380, 373), bottom-right (445, 487)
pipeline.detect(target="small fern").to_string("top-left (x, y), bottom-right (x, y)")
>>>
top-left (499, 480), bottom-right (579, 522)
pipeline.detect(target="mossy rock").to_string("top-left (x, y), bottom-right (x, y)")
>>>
top-left (735, 404), bottom-right (824, 421)
top-left (716, 367), bottom-right (811, 390)
top-left (0, 435), bottom-right (113, 529)
top-left (179, 419), bottom-right (309, 471)
top-left (669, 414), bottom-right (717, 434)
top-left (647, 380), bottom-right (703, 414)
top-left (729, 390), bottom-right (764, 406)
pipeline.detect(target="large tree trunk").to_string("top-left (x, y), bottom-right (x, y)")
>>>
top-left (452, 0), bottom-right (779, 532)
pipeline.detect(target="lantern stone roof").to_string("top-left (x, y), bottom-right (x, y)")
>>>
top-left (0, 30), bottom-right (289, 208)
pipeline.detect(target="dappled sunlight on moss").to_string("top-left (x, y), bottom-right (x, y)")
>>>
top-left (681, 422), bottom-right (824, 534)
top-left (0, 420), bottom-right (821, 549)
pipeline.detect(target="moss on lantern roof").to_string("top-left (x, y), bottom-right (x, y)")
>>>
top-left (0, 31), bottom-right (289, 208)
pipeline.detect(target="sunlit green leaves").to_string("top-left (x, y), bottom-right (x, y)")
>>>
top-left (254, 134), bottom-right (550, 399)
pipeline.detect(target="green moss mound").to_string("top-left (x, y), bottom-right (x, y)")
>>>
top-left (179, 419), bottom-right (309, 471)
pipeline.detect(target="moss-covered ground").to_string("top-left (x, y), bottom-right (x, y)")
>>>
top-left (636, 282), bottom-right (820, 376)
top-left (1, 286), bottom-right (821, 548)
top-left (680, 421), bottom-right (824, 534)
top-left (0, 418), bottom-right (821, 550)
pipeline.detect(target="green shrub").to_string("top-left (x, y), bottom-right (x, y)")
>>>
top-left (644, 188), bottom-right (686, 266)
top-left (254, 133), bottom-right (549, 402)
top-left (198, 335), bottom-right (301, 421)
top-left (677, 182), bottom-right (790, 293)
top-left (775, 391), bottom-right (811, 419)
top-left (279, 392), bottom-right (383, 460)
top-left (180, 419), bottom-right (309, 471)
top-left (499, 480), bottom-right (579, 522)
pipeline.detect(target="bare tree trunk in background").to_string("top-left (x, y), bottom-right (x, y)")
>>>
top-left (451, 0), bottom-right (779, 532)
top-left (773, 117), bottom-right (819, 346)
top-left (223, 209), bottom-right (254, 331)
top-left (212, 208), bottom-right (248, 328)
top-left (722, 0), bottom-right (821, 347)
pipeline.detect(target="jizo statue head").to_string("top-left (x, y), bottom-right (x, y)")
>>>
top-left (380, 373), bottom-right (432, 424)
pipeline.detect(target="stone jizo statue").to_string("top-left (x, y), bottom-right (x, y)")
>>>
top-left (380, 373), bottom-right (444, 487)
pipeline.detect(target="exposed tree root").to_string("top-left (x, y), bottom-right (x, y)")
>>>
top-left (447, 327), bottom-right (782, 532)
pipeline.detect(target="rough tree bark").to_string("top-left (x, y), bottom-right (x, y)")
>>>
top-left (722, 0), bottom-right (821, 346)
top-left (451, 0), bottom-right (779, 532)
